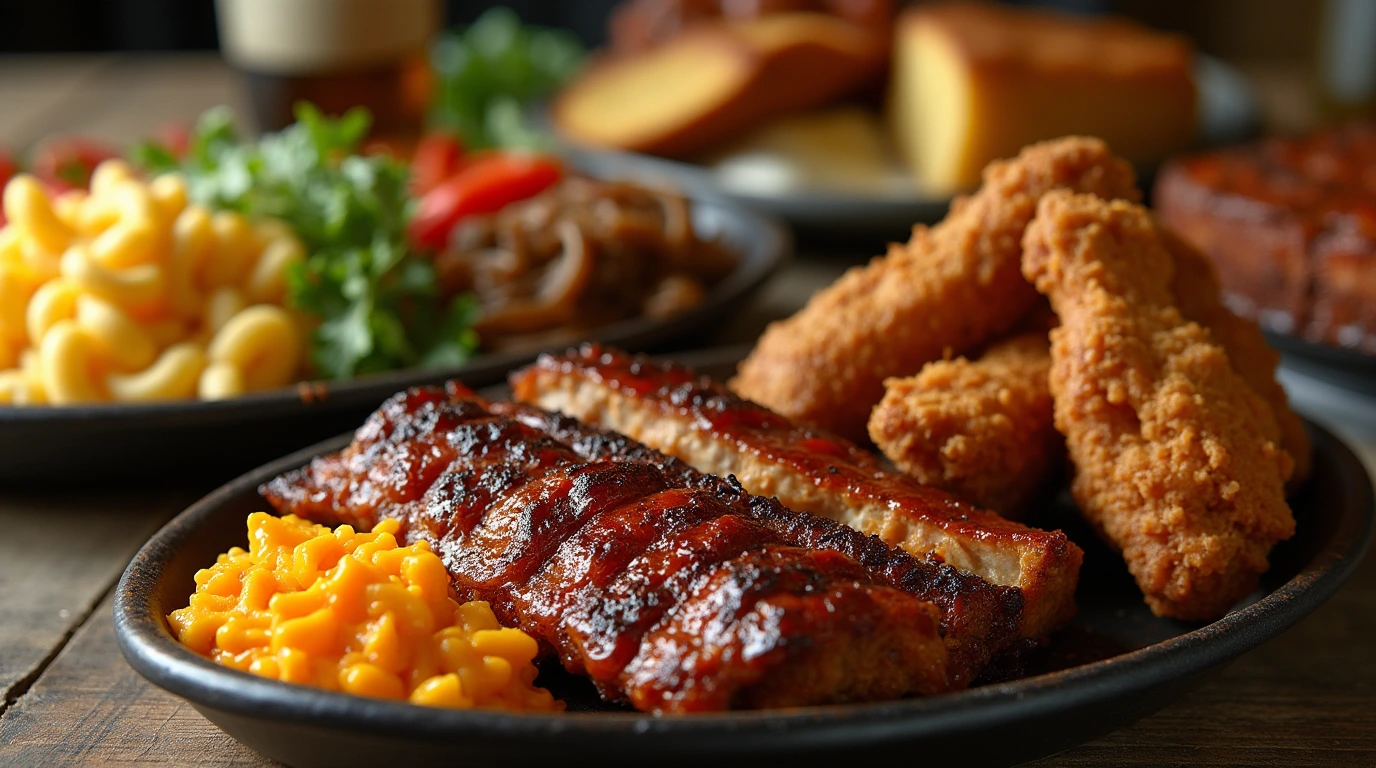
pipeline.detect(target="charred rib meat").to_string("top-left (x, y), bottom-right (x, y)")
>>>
top-left (264, 386), bottom-right (984, 712)
top-left (510, 346), bottom-right (1082, 640)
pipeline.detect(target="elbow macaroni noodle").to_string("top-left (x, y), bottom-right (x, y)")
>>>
top-left (0, 161), bottom-right (309, 405)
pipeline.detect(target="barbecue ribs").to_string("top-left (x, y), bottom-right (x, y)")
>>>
top-left (263, 385), bottom-right (1022, 712)
top-left (510, 345), bottom-right (1083, 640)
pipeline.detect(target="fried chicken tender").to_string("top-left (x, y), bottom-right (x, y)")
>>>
top-left (867, 226), bottom-right (1310, 518)
top-left (1161, 227), bottom-right (1312, 489)
top-left (868, 331), bottom-right (1058, 516)
top-left (1022, 190), bottom-right (1295, 621)
top-left (731, 137), bottom-right (1140, 443)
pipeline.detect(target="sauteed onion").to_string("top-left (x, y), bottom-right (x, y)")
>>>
top-left (435, 177), bottom-right (736, 350)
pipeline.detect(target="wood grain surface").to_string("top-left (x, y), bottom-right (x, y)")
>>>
top-left (0, 594), bottom-right (267, 767)
top-left (0, 493), bottom-right (187, 709)
top-left (0, 53), bottom-right (1371, 768)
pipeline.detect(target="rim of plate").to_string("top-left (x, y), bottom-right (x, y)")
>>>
top-left (114, 412), bottom-right (1373, 743)
top-left (0, 197), bottom-right (789, 423)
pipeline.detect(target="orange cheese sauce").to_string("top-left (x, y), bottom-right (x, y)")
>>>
top-left (168, 512), bottom-right (562, 711)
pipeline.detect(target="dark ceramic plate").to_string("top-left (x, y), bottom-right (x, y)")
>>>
top-left (558, 56), bottom-right (1259, 244)
top-left (1265, 331), bottom-right (1376, 397)
top-left (115, 348), bottom-right (1373, 768)
top-left (0, 201), bottom-right (787, 488)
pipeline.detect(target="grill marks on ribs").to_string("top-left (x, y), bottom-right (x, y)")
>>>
top-left (492, 400), bottom-right (1022, 689)
top-left (508, 345), bottom-right (1083, 640)
top-left (263, 385), bottom-right (953, 712)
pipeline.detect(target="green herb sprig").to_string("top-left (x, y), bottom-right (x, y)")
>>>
top-left (134, 104), bottom-right (477, 379)
top-left (428, 7), bottom-right (585, 150)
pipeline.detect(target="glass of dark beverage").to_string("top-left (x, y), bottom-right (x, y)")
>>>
top-left (216, 0), bottom-right (439, 135)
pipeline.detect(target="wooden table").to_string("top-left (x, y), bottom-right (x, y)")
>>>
top-left (0, 54), bottom-right (1373, 768)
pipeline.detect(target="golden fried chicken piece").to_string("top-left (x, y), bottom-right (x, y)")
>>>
top-left (1022, 190), bottom-right (1295, 621)
top-left (731, 137), bottom-right (1140, 443)
top-left (866, 221), bottom-right (1309, 520)
top-left (1161, 227), bottom-right (1312, 489)
top-left (868, 331), bottom-right (1058, 516)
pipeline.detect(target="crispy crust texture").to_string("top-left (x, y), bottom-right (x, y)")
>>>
top-left (512, 345), bottom-right (1082, 641)
top-left (1023, 191), bottom-right (1295, 620)
top-left (868, 331), bottom-right (1059, 516)
top-left (730, 136), bottom-right (1139, 443)
top-left (1160, 225), bottom-right (1312, 489)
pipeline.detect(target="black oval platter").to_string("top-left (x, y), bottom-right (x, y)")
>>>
top-left (114, 348), bottom-right (1375, 767)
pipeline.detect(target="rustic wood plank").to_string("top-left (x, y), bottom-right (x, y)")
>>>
top-left (1032, 550), bottom-right (1376, 766)
top-left (1, 545), bottom-right (1369, 766)
top-left (0, 593), bottom-right (274, 767)
top-left (0, 55), bottom-right (111, 94)
top-left (0, 55), bottom-right (113, 148)
top-left (54, 54), bottom-right (253, 146)
top-left (0, 492), bottom-right (190, 709)
top-left (0, 54), bottom-right (248, 151)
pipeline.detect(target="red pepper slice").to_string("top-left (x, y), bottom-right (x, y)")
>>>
top-left (409, 132), bottom-right (466, 196)
top-left (0, 149), bottom-right (15, 225)
top-left (408, 153), bottom-right (563, 252)
top-left (31, 135), bottom-right (118, 193)
top-left (0, 149), bottom-right (16, 187)
top-left (154, 121), bottom-right (193, 160)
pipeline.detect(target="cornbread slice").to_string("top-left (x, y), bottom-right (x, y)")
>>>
top-left (555, 12), bottom-right (886, 158)
top-left (889, 0), bottom-right (1196, 192)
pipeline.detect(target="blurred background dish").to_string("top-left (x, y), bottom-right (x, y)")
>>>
top-left (0, 189), bottom-right (787, 486)
top-left (556, 53), bottom-right (1259, 242)
top-left (1157, 123), bottom-right (1376, 382)
top-left (548, 1), bottom-right (1261, 241)
top-left (539, 0), bottom-right (1265, 240)
top-left (0, 7), bottom-right (766, 412)
top-left (1270, 331), bottom-right (1376, 397)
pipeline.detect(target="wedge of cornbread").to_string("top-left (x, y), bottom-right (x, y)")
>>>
top-left (888, 1), bottom-right (1196, 192)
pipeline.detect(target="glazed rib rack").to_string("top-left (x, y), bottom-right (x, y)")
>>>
top-left (264, 385), bottom-right (1023, 712)
top-left (510, 345), bottom-right (1083, 640)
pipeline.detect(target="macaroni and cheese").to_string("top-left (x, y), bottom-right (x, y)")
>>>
top-left (0, 161), bottom-right (307, 405)
top-left (169, 513), bottom-right (562, 711)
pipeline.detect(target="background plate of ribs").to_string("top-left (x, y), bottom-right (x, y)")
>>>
top-left (115, 343), bottom-right (1373, 768)
top-left (1155, 122), bottom-right (1376, 395)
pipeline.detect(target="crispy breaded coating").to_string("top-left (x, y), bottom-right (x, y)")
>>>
top-left (731, 137), bottom-right (1140, 443)
top-left (1160, 226), bottom-right (1312, 489)
top-left (1022, 191), bottom-right (1295, 621)
top-left (868, 331), bottom-right (1058, 516)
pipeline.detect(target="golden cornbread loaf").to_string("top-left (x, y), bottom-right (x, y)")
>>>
top-left (888, 0), bottom-right (1196, 192)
